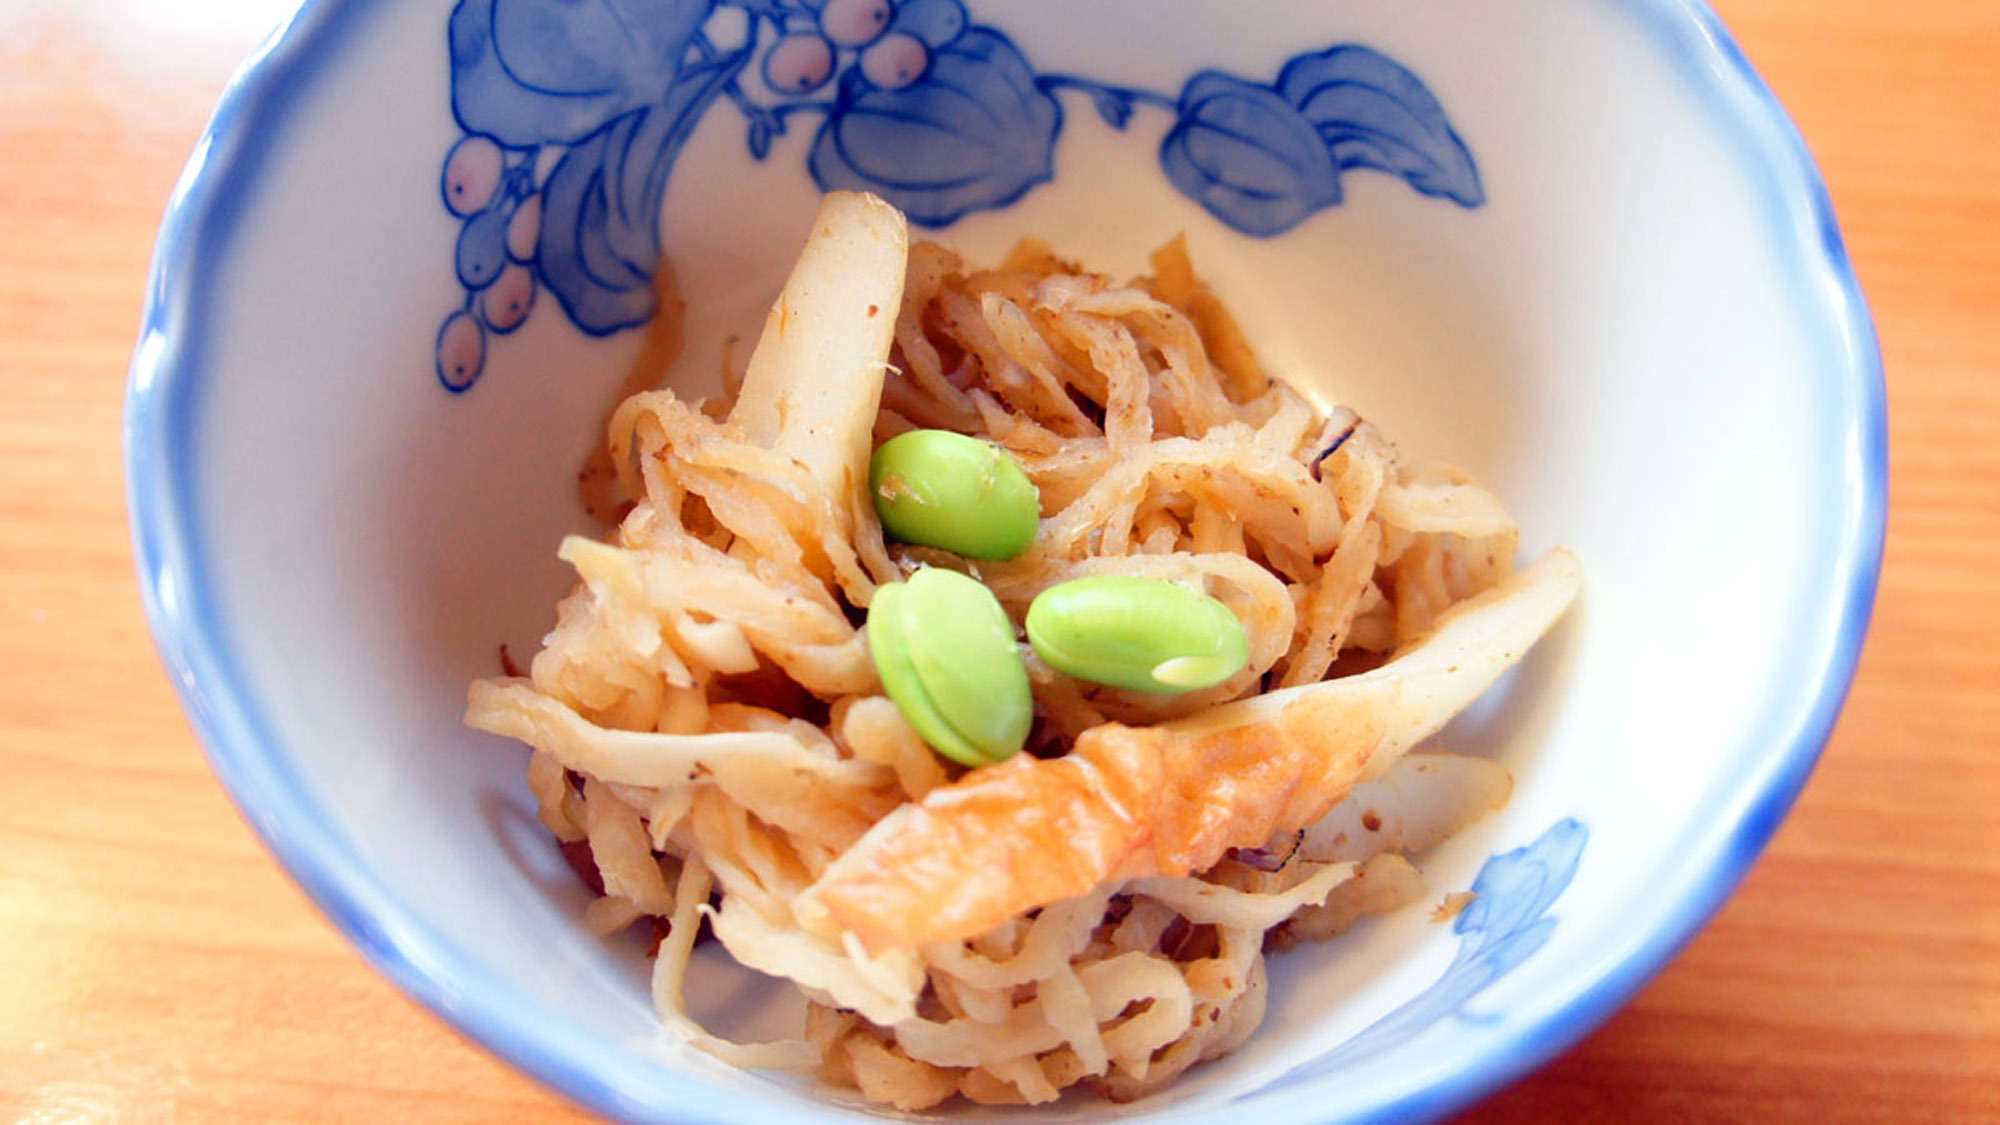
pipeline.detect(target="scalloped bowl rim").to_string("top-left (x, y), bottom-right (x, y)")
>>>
top-left (124, 1), bottom-right (1885, 1121)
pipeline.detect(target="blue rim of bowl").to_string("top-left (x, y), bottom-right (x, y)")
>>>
top-left (125, 0), bottom-right (1886, 1121)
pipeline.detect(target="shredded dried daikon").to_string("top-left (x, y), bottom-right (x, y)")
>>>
top-left (468, 203), bottom-right (1561, 1109)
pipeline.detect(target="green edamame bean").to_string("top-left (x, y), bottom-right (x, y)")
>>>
top-left (869, 430), bottom-right (1039, 560)
top-left (1025, 576), bottom-right (1249, 693)
top-left (867, 567), bottom-right (1032, 767)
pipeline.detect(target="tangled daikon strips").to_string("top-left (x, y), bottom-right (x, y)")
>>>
top-left (466, 191), bottom-right (1577, 1110)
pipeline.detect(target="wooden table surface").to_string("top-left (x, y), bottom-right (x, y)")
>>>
top-left (3, 1), bottom-right (1995, 1121)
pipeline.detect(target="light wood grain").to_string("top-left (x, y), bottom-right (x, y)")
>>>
top-left (1, 1), bottom-right (1994, 1121)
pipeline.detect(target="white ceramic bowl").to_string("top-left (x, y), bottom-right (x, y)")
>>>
top-left (127, 0), bottom-right (1884, 1121)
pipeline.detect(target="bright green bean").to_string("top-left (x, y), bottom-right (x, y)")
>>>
top-left (869, 429), bottom-right (1039, 560)
top-left (867, 566), bottom-right (1032, 767)
top-left (1025, 575), bottom-right (1249, 693)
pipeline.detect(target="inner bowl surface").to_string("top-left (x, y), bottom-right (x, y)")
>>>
top-left (127, 0), bottom-right (1883, 1121)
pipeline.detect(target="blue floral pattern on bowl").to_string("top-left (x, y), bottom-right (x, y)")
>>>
top-left (433, 0), bottom-right (1484, 391)
top-left (1253, 818), bottom-right (1590, 1098)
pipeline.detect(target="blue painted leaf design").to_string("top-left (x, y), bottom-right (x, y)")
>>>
top-left (1456, 916), bottom-right (1558, 979)
top-left (1244, 819), bottom-right (1589, 1098)
top-left (1277, 45), bottom-right (1483, 207)
top-left (1159, 72), bottom-right (1341, 237)
top-left (808, 28), bottom-right (1062, 227)
top-left (536, 50), bottom-right (748, 334)
top-left (1456, 816), bottom-right (1586, 942)
top-left (448, 0), bottom-right (714, 148)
